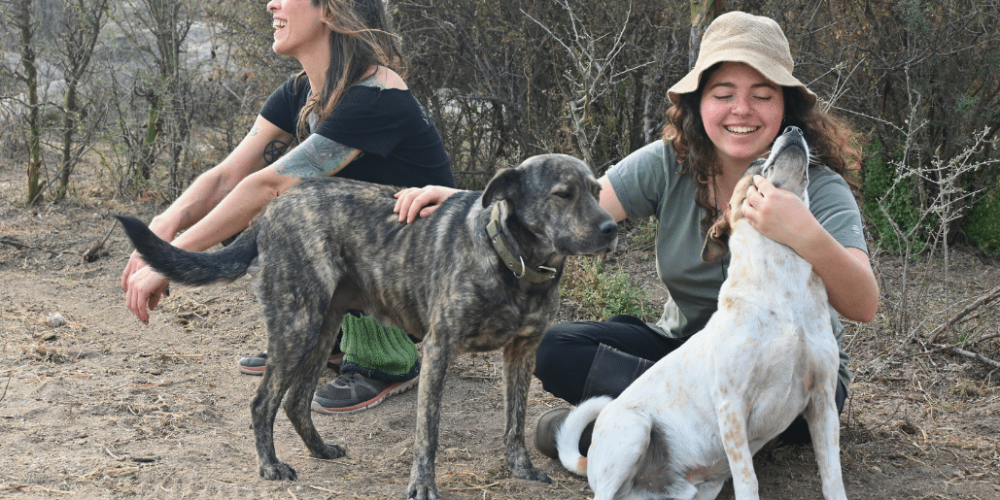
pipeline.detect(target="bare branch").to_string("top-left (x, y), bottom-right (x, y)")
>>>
top-left (928, 285), bottom-right (1000, 344)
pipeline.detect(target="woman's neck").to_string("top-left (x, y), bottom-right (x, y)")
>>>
top-left (712, 164), bottom-right (749, 210)
top-left (296, 43), bottom-right (332, 95)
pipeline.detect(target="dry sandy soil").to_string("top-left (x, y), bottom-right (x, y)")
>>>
top-left (1, 160), bottom-right (999, 500)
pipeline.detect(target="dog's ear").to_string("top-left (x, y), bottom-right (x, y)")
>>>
top-left (482, 168), bottom-right (522, 208)
top-left (701, 210), bottom-right (732, 263)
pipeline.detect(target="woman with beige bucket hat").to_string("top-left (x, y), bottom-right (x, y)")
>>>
top-left (391, 11), bottom-right (879, 458)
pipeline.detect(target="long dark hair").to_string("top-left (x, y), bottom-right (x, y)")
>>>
top-left (295, 0), bottom-right (408, 140)
top-left (663, 62), bottom-right (862, 233)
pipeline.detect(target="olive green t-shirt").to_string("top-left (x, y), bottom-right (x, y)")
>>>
top-left (607, 140), bottom-right (867, 389)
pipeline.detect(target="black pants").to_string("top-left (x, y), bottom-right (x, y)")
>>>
top-left (533, 315), bottom-right (848, 445)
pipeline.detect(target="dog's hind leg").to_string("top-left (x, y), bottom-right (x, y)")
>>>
top-left (282, 311), bottom-right (347, 462)
top-left (803, 391), bottom-right (848, 500)
top-left (252, 360), bottom-right (300, 480)
top-left (501, 335), bottom-right (551, 483)
top-left (252, 281), bottom-right (338, 481)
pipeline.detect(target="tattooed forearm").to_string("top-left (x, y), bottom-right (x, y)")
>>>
top-left (263, 140), bottom-right (289, 165)
top-left (272, 134), bottom-right (358, 179)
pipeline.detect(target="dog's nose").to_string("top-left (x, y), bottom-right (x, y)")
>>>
top-left (597, 220), bottom-right (618, 238)
top-left (783, 126), bottom-right (803, 137)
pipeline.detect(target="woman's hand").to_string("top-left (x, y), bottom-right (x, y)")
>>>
top-left (122, 256), bottom-right (170, 324)
top-left (121, 249), bottom-right (148, 293)
top-left (393, 185), bottom-right (461, 223)
top-left (743, 174), bottom-right (878, 323)
top-left (742, 175), bottom-right (816, 248)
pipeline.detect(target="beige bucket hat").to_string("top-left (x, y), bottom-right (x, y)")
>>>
top-left (667, 11), bottom-right (817, 107)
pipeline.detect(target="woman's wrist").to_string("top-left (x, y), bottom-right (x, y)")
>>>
top-left (148, 215), bottom-right (179, 243)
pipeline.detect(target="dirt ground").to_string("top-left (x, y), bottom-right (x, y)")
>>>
top-left (1, 160), bottom-right (999, 500)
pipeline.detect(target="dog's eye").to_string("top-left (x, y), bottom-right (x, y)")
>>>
top-left (552, 190), bottom-right (574, 200)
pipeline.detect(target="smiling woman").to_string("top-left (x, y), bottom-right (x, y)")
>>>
top-left (699, 62), bottom-right (785, 172)
top-left (269, 0), bottom-right (332, 61)
top-left (120, 0), bottom-right (454, 420)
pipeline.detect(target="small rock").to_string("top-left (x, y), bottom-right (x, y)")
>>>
top-left (47, 313), bottom-right (66, 327)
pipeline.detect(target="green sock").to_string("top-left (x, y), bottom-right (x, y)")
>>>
top-left (339, 314), bottom-right (419, 381)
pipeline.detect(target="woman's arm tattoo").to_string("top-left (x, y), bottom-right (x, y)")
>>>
top-left (272, 134), bottom-right (358, 179)
top-left (263, 140), bottom-right (288, 164)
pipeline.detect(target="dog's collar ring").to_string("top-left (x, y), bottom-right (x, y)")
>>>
top-left (513, 255), bottom-right (526, 279)
top-left (487, 203), bottom-right (557, 284)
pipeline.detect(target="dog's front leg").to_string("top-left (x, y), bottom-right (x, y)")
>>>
top-left (502, 335), bottom-right (551, 483)
top-left (406, 334), bottom-right (452, 500)
top-left (803, 391), bottom-right (849, 500)
top-left (717, 400), bottom-right (759, 499)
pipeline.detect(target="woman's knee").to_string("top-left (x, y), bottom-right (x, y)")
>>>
top-left (535, 323), bottom-right (592, 375)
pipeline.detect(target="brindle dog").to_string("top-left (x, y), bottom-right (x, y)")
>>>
top-left (116, 154), bottom-right (618, 500)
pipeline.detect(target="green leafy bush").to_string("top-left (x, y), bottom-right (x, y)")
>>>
top-left (862, 138), bottom-right (934, 254)
top-left (562, 257), bottom-right (652, 321)
top-left (964, 185), bottom-right (1000, 256)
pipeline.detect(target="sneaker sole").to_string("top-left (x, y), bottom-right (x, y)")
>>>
top-left (311, 376), bottom-right (419, 415)
top-left (238, 365), bottom-right (266, 376)
top-left (238, 354), bottom-right (345, 377)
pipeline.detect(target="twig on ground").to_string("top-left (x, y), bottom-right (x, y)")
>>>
top-left (82, 221), bottom-right (117, 263)
top-left (443, 481), bottom-right (500, 492)
top-left (308, 485), bottom-right (346, 495)
top-left (79, 466), bottom-right (142, 481)
top-left (928, 285), bottom-right (1000, 344)
top-left (970, 333), bottom-right (1000, 346)
top-left (550, 477), bottom-right (591, 498)
top-left (930, 343), bottom-right (1000, 370)
top-left (153, 353), bottom-right (204, 359)
top-left (105, 447), bottom-right (126, 461)
top-left (0, 312), bottom-right (8, 404)
top-left (0, 237), bottom-right (31, 250)
top-left (151, 411), bottom-right (243, 436)
top-left (3, 483), bottom-right (73, 495)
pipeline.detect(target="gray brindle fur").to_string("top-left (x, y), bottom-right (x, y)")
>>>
top-left (116, 154), bottom-right (618, 500)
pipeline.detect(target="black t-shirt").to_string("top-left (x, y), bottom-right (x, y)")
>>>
top-left (260, 75), bottom-right (455, 189)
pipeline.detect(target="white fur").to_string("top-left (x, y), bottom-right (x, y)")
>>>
top-left (556, 395), bottom-right (612, 474)
top-left (556, 143), bottom-right (849, 500)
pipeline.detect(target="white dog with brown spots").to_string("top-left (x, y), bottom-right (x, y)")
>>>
top-left (555, 126), bottom-right (849, 500)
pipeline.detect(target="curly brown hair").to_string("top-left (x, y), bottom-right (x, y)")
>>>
top-left (294, 0), bottom-right (408, 141)
top-left (663, 62), bottom-right (862, 233)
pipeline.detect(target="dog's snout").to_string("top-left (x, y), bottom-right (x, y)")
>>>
top-left (783, 126), bottom-right (803, 137)
top-left (598, 220), bottom-right (618, 238)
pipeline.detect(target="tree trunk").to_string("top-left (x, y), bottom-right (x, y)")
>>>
top-left (16, 0), bottom-right (43, 205)
top-left (688, 0), bottom-right (724, 69)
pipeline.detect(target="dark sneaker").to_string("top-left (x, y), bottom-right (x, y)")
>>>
top-left (311, 372), bottom-right (418, 415)
top-left (238, 350), bottom-right (345, 376)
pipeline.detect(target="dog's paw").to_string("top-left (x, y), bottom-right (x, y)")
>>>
top-left (259, 462), bottom-right (298, 481)
top-left (310, 443), bottom-right (346, 460)
top-left (405, 481), bottom-right (440, 500)
top-left (512, 466), bottom-right (551, 484)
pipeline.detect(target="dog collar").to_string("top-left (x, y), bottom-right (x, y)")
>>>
top-left (486, 203), bottom-right (557, 283)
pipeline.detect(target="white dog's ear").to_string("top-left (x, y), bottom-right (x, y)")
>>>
top-left (482, 168), bottom-right (522, 208)
top-left (701, 210), bottom-right (732, 263)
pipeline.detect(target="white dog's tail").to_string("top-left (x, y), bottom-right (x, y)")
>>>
top-left (555, 396), bottom-right (613, 476)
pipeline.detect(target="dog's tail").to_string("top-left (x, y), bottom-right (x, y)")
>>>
top-left (116, 216), bottom-right (258, 286)
top-left (556, 395), bottom-right (612, 476)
